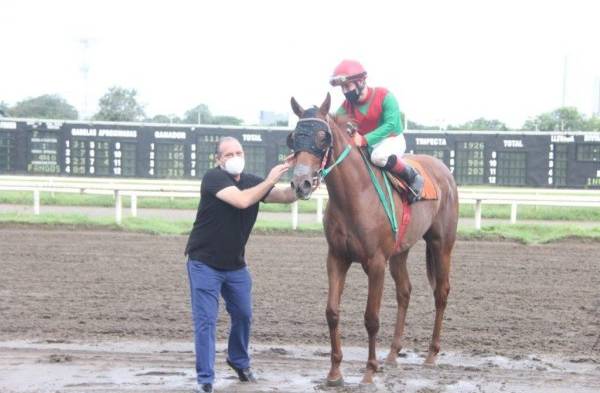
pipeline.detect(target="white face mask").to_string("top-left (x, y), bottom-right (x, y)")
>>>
top-left (223, 156), bottom-right (245, 176)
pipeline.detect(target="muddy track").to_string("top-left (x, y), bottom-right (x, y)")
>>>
top-left (1, 226), bottom-right (599, 392)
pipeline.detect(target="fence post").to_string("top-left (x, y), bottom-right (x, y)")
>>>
top-left (115, 190), bottom-right (122, 224)
top-left (291, 201), bottom-right (298, 230)
top-left (474, 199), bottom-right (482, 230)
top-left (130, 193), bottom-right (138, 218)
top-left (510, 202), bottom-right (518, 224)
top-left (33, 189), bottom-right (40, 215)
top-left (316, 197), bottom-right (323, 222)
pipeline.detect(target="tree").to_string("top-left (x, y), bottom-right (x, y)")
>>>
top-left (183, 104), bottom-right (212, 124)
top-left (146, 115), bottom-right (179, 123)
top-left (403, 111), bottom-right (439, 130)
top-left (210, 115), bottom-right (243, 125)
top-left (0, 101), bottom-right (9, 117)
top-left (183, 104), bottom-right (243, 125)
top-left (448, 117), bottom-right (508, 131)
top-left (93, 87), bottom-right (145, 122)
top-left (522, 107), bottom-right (585, 131)
top-left (407, 120), bottom-right (439, 130)
top-left (584, 115), bottom-right (600, 131)
top-left (9, 94), bottom-right (78, 119)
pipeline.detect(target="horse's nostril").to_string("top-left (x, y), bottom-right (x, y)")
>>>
top-left (302, 180), bottom-right (312, 190)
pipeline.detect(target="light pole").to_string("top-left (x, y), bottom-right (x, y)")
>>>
top-left (561, 55), bottom-right (568, 108)
top-left (80, 38), bottom-right (94, 119)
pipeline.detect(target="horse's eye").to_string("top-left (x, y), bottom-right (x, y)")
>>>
top-left (286, 132), bottom-right (295, 150)
top-left (315, 130), bottom-right (331, 149)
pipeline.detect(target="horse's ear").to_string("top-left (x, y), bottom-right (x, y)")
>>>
top-left (290, 97), bottom-right (304, 118)
top-left (319, 93), bottom-right (331, 116)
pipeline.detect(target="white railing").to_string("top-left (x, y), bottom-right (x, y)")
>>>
top-left (0, 176), bottom-right (202, 224)
top-left (1, 176), bottom-right (599, 229)
top-left (459, 191), bottom-right (600, 229)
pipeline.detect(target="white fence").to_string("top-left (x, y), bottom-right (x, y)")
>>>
top-left (0, 176), bottom-right (202, 224)
top-left (1, 176), bottom-right (600, 229)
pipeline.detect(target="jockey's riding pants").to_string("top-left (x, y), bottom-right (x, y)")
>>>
top-left (369, 134), bottom-right (407, 167)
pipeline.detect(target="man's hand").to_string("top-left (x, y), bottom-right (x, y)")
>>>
top-left (353, 133), bottom-right (367, 147)
top-left (266, 163), bottom-right (290, 185)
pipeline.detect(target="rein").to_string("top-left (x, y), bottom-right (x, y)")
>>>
top-left (320, 144), bottom-right (351, 178)
top-left (356, 148), bottom-right (399, 234)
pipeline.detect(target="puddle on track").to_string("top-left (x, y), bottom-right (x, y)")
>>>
top-left (1, 340), bottom-right (599, 393)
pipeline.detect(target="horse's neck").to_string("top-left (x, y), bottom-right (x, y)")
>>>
top-left (325, 129), bottom-right (371, 211)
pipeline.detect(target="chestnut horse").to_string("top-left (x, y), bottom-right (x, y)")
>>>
top-left (287, 94), bottom-right (459, 386)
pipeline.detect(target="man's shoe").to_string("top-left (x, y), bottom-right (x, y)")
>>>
top-left (226, 359), bottom-right (257, 383)
top-left (196, 383), bottom-right (212, 393)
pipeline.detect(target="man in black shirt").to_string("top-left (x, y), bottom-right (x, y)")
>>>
top-left (185, 136), bottom-right (296, 393)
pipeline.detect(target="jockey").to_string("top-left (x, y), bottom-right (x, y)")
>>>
top-left (330, 59), bottom-right (423, 203)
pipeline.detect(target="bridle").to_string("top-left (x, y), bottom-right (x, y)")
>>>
top-left (288, 115), bottom-right (352, 189)
top-left (288, 111), bottom-right (398, 234)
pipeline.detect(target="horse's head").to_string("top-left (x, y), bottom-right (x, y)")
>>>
top-left (288, 94), bottom-right (333, 200)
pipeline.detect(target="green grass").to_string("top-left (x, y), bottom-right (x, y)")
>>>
top-left (0, 212), bottom-right (322, 236)
top-left (458, 204), bottom-right (600, 221)
top-left (3, 190), bottom-right (600, 221)
top-left (458, 223), bottom-right (600, 244)
top-left (0, 191), bottom-right (317, 213)
top-left (2, 212), bottom-right (600, 244)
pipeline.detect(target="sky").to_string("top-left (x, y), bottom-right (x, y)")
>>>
top-left (2, 0), bottom-right (599, 129)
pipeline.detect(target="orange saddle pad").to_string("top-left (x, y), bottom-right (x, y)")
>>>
top-left (385, 158), bottom-right (438, 200)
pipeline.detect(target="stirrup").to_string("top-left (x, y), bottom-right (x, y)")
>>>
top-left (406, 175), bottom-right (424, 204)
top-left (406, 186), bottom-right (421, 204)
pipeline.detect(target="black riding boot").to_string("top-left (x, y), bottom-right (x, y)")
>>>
top-left (400, 164), bottom-right (424, 204)
top-left (386, 156), bottom-right (424, 204)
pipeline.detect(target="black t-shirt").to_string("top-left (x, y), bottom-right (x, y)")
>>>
top-left (184, 167), bottom-right (270, 270)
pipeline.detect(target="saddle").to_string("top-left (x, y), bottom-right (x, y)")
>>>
top-left (381, 158), bottom-right (438, 252)
top-left (384, 158), bottom-right (438, 201)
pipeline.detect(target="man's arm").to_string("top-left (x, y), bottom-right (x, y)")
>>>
top-left (215, 163), bottom-right (289, 209)
top-left (263, 185), bottom-right (298, 204)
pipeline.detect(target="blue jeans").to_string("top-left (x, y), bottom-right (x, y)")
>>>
top-left (187, 259), bottom-right (253, 385)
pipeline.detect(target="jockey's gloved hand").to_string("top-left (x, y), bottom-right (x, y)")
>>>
top-left (346, 122), bottom-right (358, 135)
top-left (353, 133), bottom-right (367, 147)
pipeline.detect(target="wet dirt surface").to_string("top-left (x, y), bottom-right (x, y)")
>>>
top-left (1, 225), bottom-right (599, 392)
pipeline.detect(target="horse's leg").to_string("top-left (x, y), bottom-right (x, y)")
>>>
top-left (424, 236), bottom-right (452, 365)
top-left (385, 250), bottom-right (411, 366)
top-left (325, 251), bottom-right (351, 386)
top-left (362, 258), bottom-right (386, 384)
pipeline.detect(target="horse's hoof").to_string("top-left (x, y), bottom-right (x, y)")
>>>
top-left (383, 354), bottom-right (398, 368)
top-left (383, 359), bottom-right (398, 368)
top-left (326, 377), bottom-right (344, 387)
top-left (358, 381), bottom-right (378, 391)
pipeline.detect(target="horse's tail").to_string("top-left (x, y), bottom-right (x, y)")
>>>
top-left (421, 154), bottom-right (458, 291)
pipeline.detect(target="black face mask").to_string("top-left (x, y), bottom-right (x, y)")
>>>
top-left (344, 89), bottom-right (360, 104)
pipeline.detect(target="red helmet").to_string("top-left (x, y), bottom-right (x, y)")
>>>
top-left (330, 60), bottom-right (367, 86)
